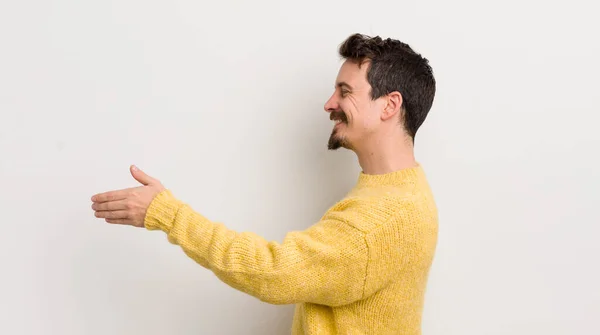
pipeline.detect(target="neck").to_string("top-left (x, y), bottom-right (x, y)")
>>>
top-left (355, 136), bottom-right (417, 175)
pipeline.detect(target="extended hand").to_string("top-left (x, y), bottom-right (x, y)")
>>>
top-left (91, 165), bottom-right (165, 227)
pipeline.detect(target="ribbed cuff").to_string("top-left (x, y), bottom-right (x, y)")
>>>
top-left (144, 189), bottom-right (184, 232)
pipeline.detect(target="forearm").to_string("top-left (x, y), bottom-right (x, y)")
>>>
top-left (144, 190), bottom-right (370, 306)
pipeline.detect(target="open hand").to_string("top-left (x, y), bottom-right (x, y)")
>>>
top-left (91, 165), bottom-right (165, 227)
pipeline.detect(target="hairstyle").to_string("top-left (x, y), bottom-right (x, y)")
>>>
top-left (339, 33), bottom-right (436, 140)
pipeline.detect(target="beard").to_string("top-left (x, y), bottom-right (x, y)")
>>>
top-left (327, 110), bottom-right (350, 150)
top-left (327, 129), bottom-right (349, 150)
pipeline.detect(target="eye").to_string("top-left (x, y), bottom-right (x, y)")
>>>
top-left (341, 90), bottom-right (350, 97)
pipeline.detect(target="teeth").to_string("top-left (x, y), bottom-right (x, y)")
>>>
top-left (334, 119), bottom-right (342, 124)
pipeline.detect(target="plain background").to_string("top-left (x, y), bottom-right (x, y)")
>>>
top-left (1, 0), bottom-right (599, 334)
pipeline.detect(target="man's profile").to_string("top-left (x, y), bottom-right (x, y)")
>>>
top-left (91, 33), bottom-right (438, 334)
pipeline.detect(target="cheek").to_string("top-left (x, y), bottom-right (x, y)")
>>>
top-left (360, 106), bottom-right (380, 133)
top-left (341, 98), bottom-right (379, 131)
top-left (355, 103), bottom-right (380, 130)
top-left (342, 96), bottom-right (363, 123)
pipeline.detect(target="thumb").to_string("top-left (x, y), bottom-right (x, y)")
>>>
top-left (130, 165), bottom-right (156, 186)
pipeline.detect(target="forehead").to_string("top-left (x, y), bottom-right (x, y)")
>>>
top-left (336, 60), bottom-right (370, 87)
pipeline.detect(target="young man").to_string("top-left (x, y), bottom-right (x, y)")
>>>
top-left (92, 33), bottom-right (438, 334)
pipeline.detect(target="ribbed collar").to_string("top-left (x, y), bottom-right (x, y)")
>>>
top-left (356, 163), bottom-right (424, 188)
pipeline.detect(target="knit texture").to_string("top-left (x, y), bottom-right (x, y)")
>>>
top-left (144, 164), bottom-right (438, 334)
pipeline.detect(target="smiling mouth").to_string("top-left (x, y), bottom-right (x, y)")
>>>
top-left (330, 111), bottom-right (347, 126)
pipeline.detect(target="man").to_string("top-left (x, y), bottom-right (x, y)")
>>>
top-left (91, 33), bottom-right (438, 334)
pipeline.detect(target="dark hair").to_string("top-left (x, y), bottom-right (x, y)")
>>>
top-left (339, 33), bottom-right (436, 140)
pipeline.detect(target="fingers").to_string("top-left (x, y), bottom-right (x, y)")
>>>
top-left (91, 187), bottom-right (137, 203)
top-left (105, 218), bottom-right (131, 225)
top-left (91, 199), bottom-right (129, 211)
top-left (91, 165), bottom-right (161, 228)
top-left (94, 210), bottom-right (129, 219)
top-left (130, 165), bottom-right (156, 186)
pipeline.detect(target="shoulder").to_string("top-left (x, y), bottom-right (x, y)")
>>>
top-left (320, 184), bottom-right (419, 232)
top-left (323, 182), bottom-right (437, 232)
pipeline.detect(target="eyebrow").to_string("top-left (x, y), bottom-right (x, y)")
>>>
top-left (336, 82), bottom-right (353, 90)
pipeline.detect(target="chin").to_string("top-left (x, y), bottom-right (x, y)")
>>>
top-left (327, 133), bottom-right (352, 150)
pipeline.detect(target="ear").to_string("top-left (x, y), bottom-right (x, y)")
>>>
top-left (381, 92), bottom-right (403, 121)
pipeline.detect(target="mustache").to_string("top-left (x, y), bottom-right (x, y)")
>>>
top-left (330, 111), bottom-right (348, 122)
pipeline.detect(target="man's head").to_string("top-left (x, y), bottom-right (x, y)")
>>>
top-left (325, 33), bottom-right (436, 151)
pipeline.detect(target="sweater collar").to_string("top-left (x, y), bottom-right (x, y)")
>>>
top-left (356, 163), bottom-right (424, 188)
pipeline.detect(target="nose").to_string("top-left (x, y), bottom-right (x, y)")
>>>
top-left (324, 92), bottom-right (338, 113)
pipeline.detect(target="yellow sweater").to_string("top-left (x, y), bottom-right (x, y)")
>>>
top-left (144, 164), bottom-right (438, 334)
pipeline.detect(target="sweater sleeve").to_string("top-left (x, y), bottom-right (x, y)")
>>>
top-left (144, 190), bottom-right (370, 306)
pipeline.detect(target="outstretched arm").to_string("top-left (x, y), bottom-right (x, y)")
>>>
top-left (91, 166), bottom-right (371, 306)
top-left (145, 190), bottom-right (369, 306)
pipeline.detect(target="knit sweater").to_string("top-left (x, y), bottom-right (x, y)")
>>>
top-left (144, 164), bottom-right (438, 334)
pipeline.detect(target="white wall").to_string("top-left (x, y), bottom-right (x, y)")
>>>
top-left (1, 0), bottom-right (598, 334)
